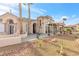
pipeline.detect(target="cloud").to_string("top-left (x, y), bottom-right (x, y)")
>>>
top-left (73, 18), bottom-right (79, 21)
top-left (0, 3), bottom-right (47, 19)
top-left (39, 9), bottom-right (47, 13)
top-left (65, 17), bottom-right (79, 25)
top-left (71, 15), bottom-right (77, 18)
top-left (0, 3), bottom-right (17, 7)
top-left (52, 16), bottom-right (54, 19)
top-left (22, 4), bottom-right (47, 18)
top-left (31, 8), bottom-right (47, 18)
top-left (0, 3), bottom-right (18, 15)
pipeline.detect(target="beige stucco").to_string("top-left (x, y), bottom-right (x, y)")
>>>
top-left (37, 16), bottom-right (53, 33)
top-left (0, 12), bottom-right (21, 35)
top-left (0, 12), bottom-right (64, 35)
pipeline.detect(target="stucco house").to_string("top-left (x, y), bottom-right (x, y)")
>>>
top-left (0, 12), bottom-right (64, 36)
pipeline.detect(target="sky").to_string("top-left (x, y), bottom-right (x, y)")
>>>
top-left (0, 3), bottom-right (79, 25)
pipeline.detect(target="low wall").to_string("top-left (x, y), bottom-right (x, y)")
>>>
top-left (0, 35), bottom-right (22, 47)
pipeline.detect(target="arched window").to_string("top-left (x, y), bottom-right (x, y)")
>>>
top-left (9, 19), bottom-right (14, 24)
top-left (40, 20), bottom-right (41, 26)
top-left (33, 23), bottom-right (36, 34)
top-left (8, 19), bottom-right (14, 34)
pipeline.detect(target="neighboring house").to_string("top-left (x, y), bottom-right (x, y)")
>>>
top-left (76, 24), bottom-right (79, 32)
top-left (64, 24), bottom-right (79, 33)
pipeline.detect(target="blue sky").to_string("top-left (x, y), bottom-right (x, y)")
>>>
top-left (0, 3), bottom-right (79, 25)
top-left (29, 3), bottom-right (79, 25)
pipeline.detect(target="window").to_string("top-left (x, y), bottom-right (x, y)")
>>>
top-left (45, 25), bottom-right (48, 33)
top-left (0, 19), bottom-right (2, 22)
top-left (40, 20), bottom-right (41, 26)
top-left (0, 19), bottom-right (4, 32)
top-left (9, 19), bottom-right (14, 24)
top-left (26, 24), bottom-right (28, 32)
top-left (0, 23), bottom-right (4, 32)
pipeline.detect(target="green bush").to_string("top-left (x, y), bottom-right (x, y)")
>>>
top-left (64, 27), bottom-right (72, 34)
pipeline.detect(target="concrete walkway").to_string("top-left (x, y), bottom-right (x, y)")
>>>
top-left (0, 33), bottom-right (48, 47)
top-left (21, 33), bottom-right (48, 42)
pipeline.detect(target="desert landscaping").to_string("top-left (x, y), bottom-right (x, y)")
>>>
top-left (0, 33), bottom-right (79, 56)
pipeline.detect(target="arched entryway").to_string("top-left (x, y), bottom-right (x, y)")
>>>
top-left (47, 24), bottom-right (52, 34)
top-left (8, 20), bottom-right (15, 34)
top-left (33, 23), bottom-right (36, 34)
top-left (53, 24), bottom-right (57, 34)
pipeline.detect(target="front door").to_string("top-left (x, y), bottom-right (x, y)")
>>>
top-left (8, 19), bottom-right (15, 34)
top-left (33, 23), bottom-right (36, 34)
top-left (9, 25), bottom-right (14, 34)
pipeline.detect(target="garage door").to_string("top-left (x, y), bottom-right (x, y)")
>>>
top-left (0, 23), bottom-right (4, 32)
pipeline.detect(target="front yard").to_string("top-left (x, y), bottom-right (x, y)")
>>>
top-left (0, 34), bottom-right (79, 56)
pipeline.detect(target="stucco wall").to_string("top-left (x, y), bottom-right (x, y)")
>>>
top-left (0, 12), bottom-right (21, 34)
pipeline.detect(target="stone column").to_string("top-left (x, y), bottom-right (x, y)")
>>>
top-left (4, 23), bottom-right (6, 34)
top-left (14, 23), bottom-right (17, 34)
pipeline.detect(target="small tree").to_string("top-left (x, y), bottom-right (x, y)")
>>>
top-left (66, 28), bottom-right (72, 34)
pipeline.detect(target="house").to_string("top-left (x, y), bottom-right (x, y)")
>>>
top-left (0, 12), bottom-right (64, 36)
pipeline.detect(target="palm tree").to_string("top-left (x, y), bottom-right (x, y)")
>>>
top-left (62, 17), bottom-right (67, 33)
top-left (28, 3), bottom-right (33, 34)
top-left (19, 3), bottom-right (23, 34)
top-left (19, 3), bottom-right (32, 34)
top-left (23, 3), bottom-right (32, 34)
top-left (27, 3), bottom-right (31, 34)
top-left (28, 3), bottom-right (31, 20)
top-left (23, 3), bottom-right (32, 19)
top-left (62, 17), bottom-right (67, 24)
top-left (59, 17), bottom-right (67, 55)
